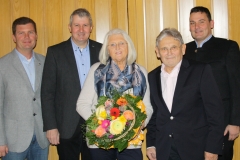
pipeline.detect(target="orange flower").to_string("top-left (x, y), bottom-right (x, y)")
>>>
top-left (95, 125), bottom-right (106, 137)
top-left (98, 120), bottom-right (102, 124)
top-left (123, 110), bottom-right (134, 120)
top-left (116, 97), bottom-right (128, 106)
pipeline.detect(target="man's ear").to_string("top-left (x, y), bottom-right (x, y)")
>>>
top-left (210, 20), bottom-right (214, 29)
top-left (68, 24), bottom-right (72, 33)
top-left (155, 47), bottom-right (161, 59)
top-left (12, 34), bottom-right (16, 43)
top-left (181, 44), bottom-right (186, 55)
top-left (90, 26), bottom-right (93, 33)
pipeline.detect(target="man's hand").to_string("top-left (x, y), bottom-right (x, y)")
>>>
top-left (224, 125), bottom-right (240, 140)
top-left (147, 147), bottom-right (157, 160)
top-left (47, 129), bottom-right (60, 145)
top-left (0, 145), bottom-right (8, 157)
top-left (204, 151), bottom-right (218, 160)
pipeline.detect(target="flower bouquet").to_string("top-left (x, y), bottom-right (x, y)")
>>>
top-left (85, 91), bottom-right (147, 152)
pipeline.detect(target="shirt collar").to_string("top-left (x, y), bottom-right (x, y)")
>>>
top-left (195, 34), bottom-right (212, 48)
top-left (161, 60), bottom-right (182, 76)
top-left (70, 38), bottom-right (89, 52)
top-left (15, 48), bottom-right (35, 62)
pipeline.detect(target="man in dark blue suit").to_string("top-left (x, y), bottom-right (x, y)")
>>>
top-left (146, 28), bottom-right (224, 160)
top-left (41, 8), bottom-right (102, 160)
top-left (185, 6), bottom-right (240, 160)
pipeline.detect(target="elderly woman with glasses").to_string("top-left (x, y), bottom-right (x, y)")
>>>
top-left (76, 28), bottom-right (153, 160)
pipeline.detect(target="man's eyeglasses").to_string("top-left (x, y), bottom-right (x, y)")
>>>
top-left (160, 45), bottom-right (181, 53)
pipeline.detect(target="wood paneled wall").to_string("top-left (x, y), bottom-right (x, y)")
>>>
top-left (0, 0), bottom-right (240, 160)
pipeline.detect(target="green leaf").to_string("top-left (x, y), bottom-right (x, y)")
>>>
top-left (114, 140), bottom-right (128, 152)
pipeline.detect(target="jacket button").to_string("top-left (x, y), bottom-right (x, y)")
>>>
top-left (33, 98), bottom-right (36, 101)
top-left (170, 116), bottom-right (174, 120)
top-left (169, 134), bottom-right (172, 137)
top-left (33, 113), bottom-right (37, 116)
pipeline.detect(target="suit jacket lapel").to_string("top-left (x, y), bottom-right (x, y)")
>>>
top-left (11, 50), bottom-right (33, 91)
top-left (89, 39), bottom-right (99, 65)
top-left (64, 38), bottom-right (81, 89)
top-left (172, 58), bottom-right (190, 113)
top-left (155, 67), bottom-right (170, 113)
top-left (34, 53), bottom-right (43, 92)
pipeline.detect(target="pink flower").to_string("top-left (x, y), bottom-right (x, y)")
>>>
top-left (109, 134), bottom-right (114, 139)
top-left (105, 99), bottom-right (113, 108)
top-left (95, 125), bottom-right (106, 137)
top-left (101, 120), bottom-right (110, 129)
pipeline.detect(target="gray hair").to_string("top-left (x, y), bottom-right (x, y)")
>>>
top-left (69, 8), bottom-right (92, 26)
top-left (99, 28), bottom-right (137, 65)
top-left (156, 28), bottom-right (184, 47)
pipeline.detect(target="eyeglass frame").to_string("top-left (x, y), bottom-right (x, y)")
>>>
top-left (159, 45), bottom-right (182, 53)
top-left (107, 41), bottom-right (128, 49)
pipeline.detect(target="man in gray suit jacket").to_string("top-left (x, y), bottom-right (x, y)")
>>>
top-left (0, 17), bottom-right (49, 159)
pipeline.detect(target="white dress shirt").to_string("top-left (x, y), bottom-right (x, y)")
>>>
top-left (161, 60), bottom-right (182, 112)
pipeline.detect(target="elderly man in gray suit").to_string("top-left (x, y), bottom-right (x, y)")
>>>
top-left (0, 17), bottom-right (49, 160)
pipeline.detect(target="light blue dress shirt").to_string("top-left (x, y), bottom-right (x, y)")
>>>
top-left (71, 38), bottom-right (91, 88)
top-left (16, 49), bottom-right (35, 91)
top-left (195, 34), bottom-right (212, 48)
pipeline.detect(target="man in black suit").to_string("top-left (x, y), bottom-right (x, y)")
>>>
top-left (184, 6), bottom-right (240, 160)
top-left (146, 28), bottom-right (224, 160)
top-left (41, 8), bottom-right (102, 160)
